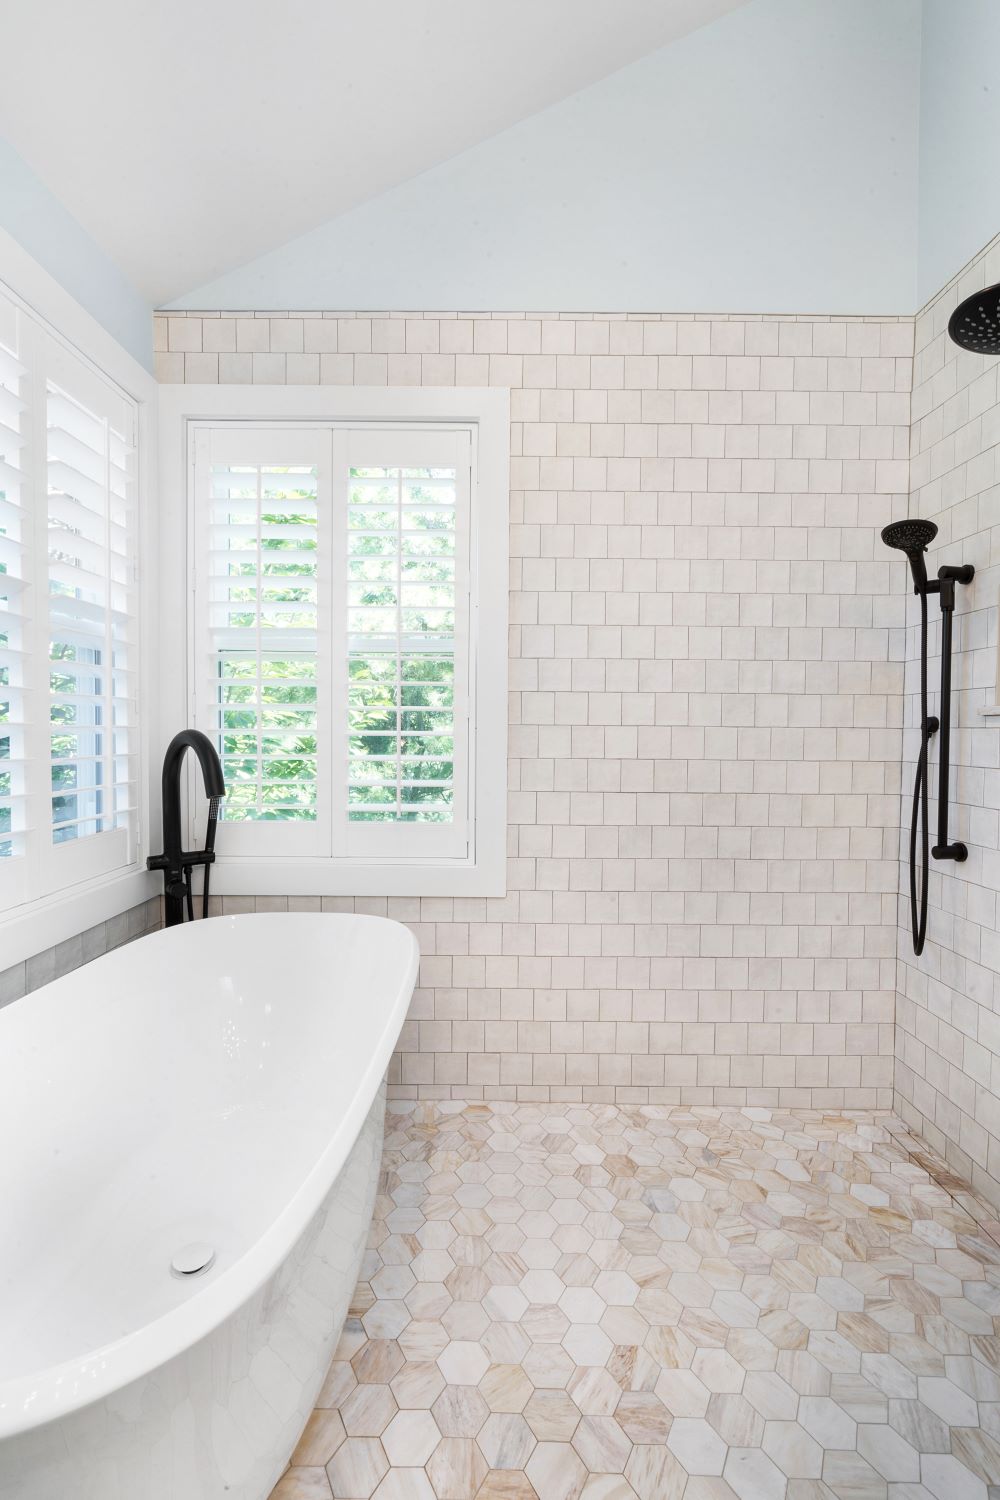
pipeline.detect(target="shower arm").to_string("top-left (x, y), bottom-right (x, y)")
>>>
top-left (927, 563), bottom-right (975, 862)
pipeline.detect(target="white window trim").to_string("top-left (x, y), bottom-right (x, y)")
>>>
top-left (0, 229), bottom-right (157, 968)
top-left (158, 384), bottom-right (509, 898)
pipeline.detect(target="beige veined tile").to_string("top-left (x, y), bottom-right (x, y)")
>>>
top-left (760, 1420), bottom-right (824, 1479)
top-left (666, 1417), bottom-right (728, 1476)
top-left (480, 1364), bottom-right (534, 1413)
top-left (917, 1376), bottom-right (979, 1427)
top-left (523, 1390), bottom-right (582, 1442)
top-left (443, 1302), bottom-right (494, 1338)
top-left (886, 1398), bottom-right (950, 1453)
top-left (271, 1468), bottom-right (334, 1499)
top-left (426, 1436), bottom-right (490, 1499)
top-left (477, 1412), bottom-right (537, 1470)
top-left (326, 1437), bottom-right (390, 1500)
top-left (371, 1472), bottom-right (437, 1500)
top-left (691, 1350), bottom-right (746, 1396)
top-left (654, 1369), bottom-right (711, 1418)
top-left (476, 1472), bottom-right (542, 1500)
top-left (399, 1322), bottom-right (450, 1363)
top-left (703, 1394), bottom-right (763, 1449)
top-left (437, 1342), bottom-right (491, 1385)
top-left (820, 1449), bottom-right (890, 1497)
top-left (483, 1322), bottom-right (532, 1366)
top-left (562, 1325), bottom-right (615, 1369)
top-left (578, 1479), bottom-right (639, 1500)
top-left (390, 1361), bottom-right (446, 1410)
top-left (855, 1423), bottom-right (921, 1483)
top-left (571, 1415), bottom-right (632, 1474)
top-left (522, 1343), bottom-right (576, 1390)
top-left (949, 1427), bottom-right (1000, 1487)
top-left (922, 1452), bottom-right (993, 1500)
top-left (432, 1385), bottom-right (490, 1439)
top-left (521, 1306), bottom-right (571, 1342)
top-left (796, 1395), bottom-right (857, 1450)
top-left (612, 1392), bottom-right (671, 1445)
top-left (409, 1284), bottom-right (455, 1322)
top-left (293, 1410), bottom-right (348, 1466)
top-left (567, 1367), bottom-right (622, 1417)
top-left (318, 1361), bottom-right (359, 1409)
top-left (604, 1343), bottom-right (657, 1394)
top-left (623, 1444), bottom-right (687, 1500)
top-left (721, 1448), bottom-right (787, 1500)
top-left (671, 1482), bottom-right (738, 1500)
top-left (340, 1385), bottom-right (399, 1438)
top-left (354, 1341), bottom-right (406, 1385)
top-left (382, 1409), bottom-right (441, 1467)
top-left (525, 1441), bottom-right (589, 1500)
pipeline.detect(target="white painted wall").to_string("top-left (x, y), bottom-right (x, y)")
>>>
top-left (170, 0), bottom-right (921, 318)
top-left (918, 0), bottom-right (1000, 307)
top-left (0, 138), bottom-right (152, 369)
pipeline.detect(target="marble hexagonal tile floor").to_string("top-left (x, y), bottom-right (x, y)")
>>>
top-left (270, 1102), bottom-right (1000, 1500)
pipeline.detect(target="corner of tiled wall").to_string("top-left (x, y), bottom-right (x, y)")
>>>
top-left (894, 229), bottom-right (1000, 1211)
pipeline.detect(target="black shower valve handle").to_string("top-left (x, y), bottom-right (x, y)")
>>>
top-left (933, 840), bottom-right (969, 862)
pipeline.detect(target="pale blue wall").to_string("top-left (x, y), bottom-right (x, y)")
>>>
top-left (918, 0), bottom-right (1000, 304)
top-left (170, 0), bottom-right (921, 317)
top-left (0, 138), bottom-right (152, 368)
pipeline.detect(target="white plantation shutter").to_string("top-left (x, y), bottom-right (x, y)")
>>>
top-left (0, 292), bottom-right (29, 895)
top-left (339, 429), bottom-right (470, 859)
top-left (191, 423), bottom-right (472, 867)
top-left (193, 429), bottom-right (331, 855)
top-left (44, 346), bottom-right (137, 879)
top-left (0, 282), bottom-right (141, 915)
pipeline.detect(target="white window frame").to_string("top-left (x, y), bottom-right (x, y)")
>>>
top-left (159, 384), bottom-right (509, 898)
top-left (0, 229), bottom-right (157, 968)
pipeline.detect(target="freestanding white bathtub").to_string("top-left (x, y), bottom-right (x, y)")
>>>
top-left (0, 911), bottom-right (418, 1500)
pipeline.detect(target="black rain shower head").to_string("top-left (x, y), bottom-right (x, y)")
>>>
top-left (949, 283), bottom-right (1000, 354)
top-left (881, 518), bottom-right (938, 592)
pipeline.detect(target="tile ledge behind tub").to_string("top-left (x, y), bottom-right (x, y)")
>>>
top-left (0, 897), bottom-right (162, 1009)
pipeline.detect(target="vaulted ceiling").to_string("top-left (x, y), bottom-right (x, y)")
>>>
top-left (0, 0), bottom-right (750, 306)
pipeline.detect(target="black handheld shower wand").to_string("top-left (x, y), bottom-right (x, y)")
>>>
top-left (881, 521), bottom-right (974, 955)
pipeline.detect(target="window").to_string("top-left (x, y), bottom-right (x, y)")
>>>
top-left (0, 287), bottom-right (140, 914)
top-left (175, 388), bottom-right (507, 897)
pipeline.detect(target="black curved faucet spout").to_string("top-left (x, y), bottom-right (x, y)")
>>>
top-left (147, 730), bottom-right (226, 926)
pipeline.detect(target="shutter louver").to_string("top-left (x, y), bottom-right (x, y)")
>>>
top-left (340, 429), bottom-right (469, 861)
top-left (197, 430), bottom-right (329, 855)
top-left (0, 280), bottom-right (141, 915)
top-left (346, 465), bottom-right (459, 825)
top-left (0, 296), bottom-right (27, 864)
top-left (46, 356), bottom-right (136, 850)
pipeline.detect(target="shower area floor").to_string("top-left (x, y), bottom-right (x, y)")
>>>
top-left (271, 1102), bottom-right (1000, 1500)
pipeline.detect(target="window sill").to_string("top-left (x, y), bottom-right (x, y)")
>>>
top-left (0, 867), bottom-right (159, 969)
top-left (208, 856), bottom-right (507, 899)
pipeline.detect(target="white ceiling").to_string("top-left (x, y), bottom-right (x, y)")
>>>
top-left (0, 0), bottom-right (749, 306)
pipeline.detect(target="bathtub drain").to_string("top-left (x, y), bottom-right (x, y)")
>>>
top-left (170, 1242), bottom-right (216, 1278)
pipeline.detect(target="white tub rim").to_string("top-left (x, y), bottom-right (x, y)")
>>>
top-left (0, 911), bottom-right (418, 1441)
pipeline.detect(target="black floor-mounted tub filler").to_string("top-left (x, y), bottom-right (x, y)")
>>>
top-left (881, 521), bottom-right (974, 955)
top-left (146, 729), bottom-right (226, 927)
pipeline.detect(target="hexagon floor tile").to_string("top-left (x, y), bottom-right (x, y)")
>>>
top-left (269, 1102), bottom-right (1000, 1500)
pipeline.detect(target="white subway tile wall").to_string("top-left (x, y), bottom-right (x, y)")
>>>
top-left (157, 311), bottom-right (913, 1108)
top-left (897, 234), bottom-right (1000, 1204)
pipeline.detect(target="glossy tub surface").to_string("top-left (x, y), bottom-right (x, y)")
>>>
top-left (0, 912), bottom-right (418, 1499)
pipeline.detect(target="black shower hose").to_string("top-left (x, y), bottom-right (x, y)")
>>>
top-left (909, 589), bottom-right (936, 956)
